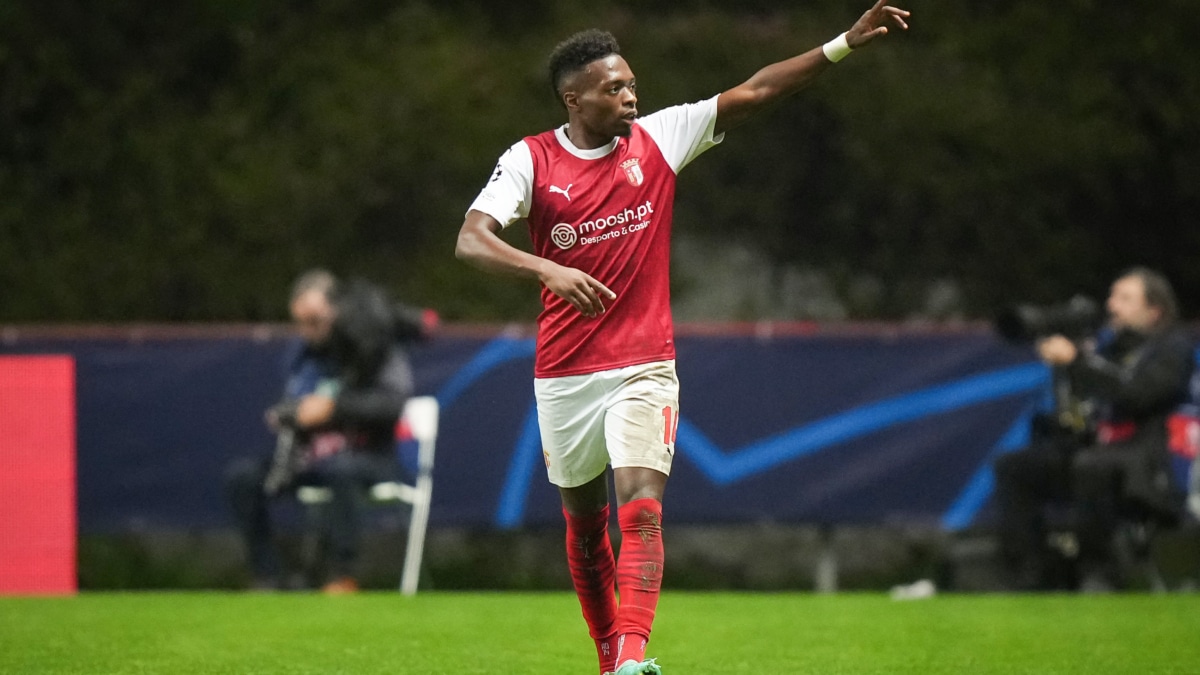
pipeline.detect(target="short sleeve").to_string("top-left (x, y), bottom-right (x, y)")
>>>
top-left (635, 95), bottom-right (724, 174)
top-left (466, 141), bottom-right (534, 228)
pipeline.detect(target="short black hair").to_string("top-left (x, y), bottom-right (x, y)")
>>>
top-left (548, 29), bottom-right (620, 102)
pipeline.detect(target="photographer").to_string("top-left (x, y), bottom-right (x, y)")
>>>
top-left (225, 269), bottom-right (431, 593)
top-left (994, 267), bottom-right (1194, 591)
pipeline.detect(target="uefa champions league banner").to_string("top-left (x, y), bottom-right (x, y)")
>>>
top-left (2, 326), bottom-right (1046, 534)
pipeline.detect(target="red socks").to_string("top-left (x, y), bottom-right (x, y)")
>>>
top-left (615, 498), bottom-right (664, 666)
top-left (563, 506), bottom-right (618, 673)
top-left (565, 499), bottom-right (665, 672)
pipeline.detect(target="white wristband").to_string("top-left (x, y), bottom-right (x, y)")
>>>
top-left (822, 32), bottom-right (853, 63)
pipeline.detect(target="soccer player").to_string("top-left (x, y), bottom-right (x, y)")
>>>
top-left (455, 3), bottom-right (910, 673)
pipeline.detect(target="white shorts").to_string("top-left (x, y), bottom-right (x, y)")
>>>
top-left (534, 360), bottom-right (680, 488)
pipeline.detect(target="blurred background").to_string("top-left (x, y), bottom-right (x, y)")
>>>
top-left (3, 0), bottom-right (1198, 323)
top-left (2, 0), bottom-right (1199, 592)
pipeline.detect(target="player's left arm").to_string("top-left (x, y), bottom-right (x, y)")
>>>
top-left (714, 0), bottom-right (910, 136)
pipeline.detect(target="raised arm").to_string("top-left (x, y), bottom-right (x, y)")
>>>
top-left (714, 0), bottom-right (910, 136)
top-left (456, 211), bottom-right (616, 318)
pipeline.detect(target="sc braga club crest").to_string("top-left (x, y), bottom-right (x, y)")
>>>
top-left (621, 158), bottom-right (644, 187)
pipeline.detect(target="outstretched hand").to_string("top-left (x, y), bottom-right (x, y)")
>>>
top-left (847, 0), bottom-right (910, 49)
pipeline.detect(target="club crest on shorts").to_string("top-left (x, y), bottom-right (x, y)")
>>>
top-left (620, 158), bottom-right (644, 187)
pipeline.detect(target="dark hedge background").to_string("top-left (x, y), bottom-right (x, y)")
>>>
top-left (3, 0), bottom-right (1197, 322)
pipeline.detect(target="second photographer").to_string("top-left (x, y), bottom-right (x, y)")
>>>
top-left (993, 267), bottom-right (1194, 591)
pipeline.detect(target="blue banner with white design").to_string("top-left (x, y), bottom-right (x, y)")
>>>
top-left (3, 326), bottom-right (1049, 533)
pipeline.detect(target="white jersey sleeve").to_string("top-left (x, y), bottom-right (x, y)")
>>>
top-left (635, 95), bottom-right (725, 174)
top-left (466, 141), bottom-right (534, 229)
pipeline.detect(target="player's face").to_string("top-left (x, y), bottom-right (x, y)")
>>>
top-left (570, 55), bottom-right (638, 140)
top-left (290, 289), bottom-right (336, 347)
top-left (1107, 275), bottom-right (1159, 331)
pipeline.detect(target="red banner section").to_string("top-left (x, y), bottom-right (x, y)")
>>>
top-left (0, 356), bottom-right (76, 595)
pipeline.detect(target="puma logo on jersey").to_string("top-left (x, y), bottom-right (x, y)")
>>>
top-left (548, 184), bottom-right (573, 201)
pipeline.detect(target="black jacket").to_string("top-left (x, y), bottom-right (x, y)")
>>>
top-left (1067, 324), bottom-right (1195, 501)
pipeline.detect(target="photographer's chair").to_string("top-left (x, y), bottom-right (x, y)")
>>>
top-left (1111, 470), bottom-right (1185, 593)
top-left (1114, 417), bottom-right (1200, 592)
top-left (1078, 454), bottom-right (1188, 592)
top-left (296, 395), bottom-right (439, 595)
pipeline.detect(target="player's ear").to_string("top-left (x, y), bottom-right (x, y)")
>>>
top-left (562, 89), bottom-right (579, 111)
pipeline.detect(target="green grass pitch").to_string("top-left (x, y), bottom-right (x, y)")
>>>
top-left (2, 592), bottom-right (1199, 674)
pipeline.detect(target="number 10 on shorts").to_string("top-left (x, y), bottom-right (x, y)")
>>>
top-left (661, 405), bottom-right (680, 449)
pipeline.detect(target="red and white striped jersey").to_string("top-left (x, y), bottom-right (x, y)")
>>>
top-left (469, 96), bottom-right (723, 378)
